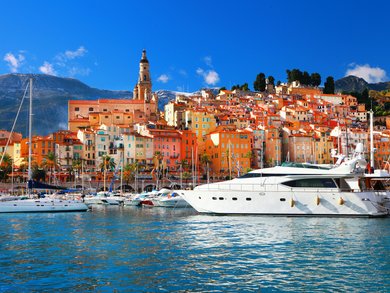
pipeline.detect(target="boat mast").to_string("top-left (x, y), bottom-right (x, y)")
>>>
top-left (28, 78), bottom-right (33, 196)
top-left (369, 109), bottom-right (375, 172)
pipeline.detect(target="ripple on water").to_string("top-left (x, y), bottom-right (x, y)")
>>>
top-left (0, 209), bottom-right (389, 292)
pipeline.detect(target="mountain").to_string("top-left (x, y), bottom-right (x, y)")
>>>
top-left (0, 74), bottom-right (191, 136)
top-left (335, 75), bottom-right (390, 93)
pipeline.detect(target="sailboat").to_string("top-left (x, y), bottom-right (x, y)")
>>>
top-left (0, 78), bottom-right (88, 213)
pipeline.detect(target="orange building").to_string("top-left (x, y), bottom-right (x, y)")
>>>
top-left (20, 135), bottom-right (55, 166)
top-left (205, 127), bottom-right (252, 177)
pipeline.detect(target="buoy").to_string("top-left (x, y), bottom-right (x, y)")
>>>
top-left (338, 197), bottom-right (344, 205)
top-left (290, 198), bottom-right (295, 207)
top-left (316, 195), bottom-right (320, 205)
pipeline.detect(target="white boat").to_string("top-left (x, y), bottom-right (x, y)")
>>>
top-left (85, 192), bottom-right (125, 206)
top-left (152, 189), bottom-right (190, 208)
top-left (123, 193), bottom-right (145, 206)
top-left (0, 78), bottom-right (88, 213)
top-left (0, 197), bottom-right (89, 213)
top-left (179, 145), bottom-right (389, 217)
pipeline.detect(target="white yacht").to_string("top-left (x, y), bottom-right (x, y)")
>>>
top-left (0, 197), bottom-right (89, 213)
top-left (179, 145), bottom-right (389, 217)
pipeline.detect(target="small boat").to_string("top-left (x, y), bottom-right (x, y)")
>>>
top-left (154, 192), bottom-right (189, 208)
top-left (84, 192), bottom-right (125, 206)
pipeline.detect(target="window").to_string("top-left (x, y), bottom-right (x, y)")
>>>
top-left (283, 178), bottom-right (337, 188)
top-left (89, 107), bottom-right (94, 111)
top-left (75, 107), bottom-right (80, 111)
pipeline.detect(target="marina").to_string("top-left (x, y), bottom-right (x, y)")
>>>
top-left (0, 206), bottom-right (389, 292)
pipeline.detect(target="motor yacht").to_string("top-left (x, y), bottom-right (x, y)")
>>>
top-left (179, 145), bottom-right (389, 217)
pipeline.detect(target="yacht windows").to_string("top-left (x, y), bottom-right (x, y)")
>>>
top-left (283, 178), bottom-right (337, 188)
top-left (232, 197), bottom-right (237, 200)
top-left (246, 198), bottom-right (252, 201)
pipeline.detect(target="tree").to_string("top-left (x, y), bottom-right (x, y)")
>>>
top-left (219, 86), bottom-right (226, 92)
top-left (43, 151), bottom-right (58, 184)
top-left (254, 73), bottom-right (266, 91)
top-left (267, 76), bottom-right (275, 86)
top-left (200, 153), bottom-right (211, 178)
top-left (0, 153), bottom-right (13, 182)
top-left (323, 76), bottom-right (335, 94)
top-left (310, 73), bottom-right (321, 87)
top-left (287, 69), bottom-right (303, 84)
top-left (123, 161), bottom-right (139, 184)
top-left (302, 71), bottom-right (310, 85)
top-left (240, 83), bottom-right (250, 91)
top-left (99, 155), bottom-right (116, 172)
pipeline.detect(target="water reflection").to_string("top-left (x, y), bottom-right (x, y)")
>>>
top-left (0, 208), bottom-right (389, 292)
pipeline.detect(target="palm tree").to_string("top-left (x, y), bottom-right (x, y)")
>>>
top-left (72, 158), bottom-right (83, 185)
top-left (0, 153), bottom-right (13, 182)
top-left (153, 151), bottom-right (163, 180)
top-left (200, 153), bottom-right (211, 180)
top-left (43, 151), bottom-right (58, 184)
top-left (99, 155), bottom-right (116, 191)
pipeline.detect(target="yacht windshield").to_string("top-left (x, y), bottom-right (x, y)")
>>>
top-left (281, 162), bottom-right (332, 170)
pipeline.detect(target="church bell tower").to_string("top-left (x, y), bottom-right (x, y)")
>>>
top-left (133, 49), bottom-right (152, 101)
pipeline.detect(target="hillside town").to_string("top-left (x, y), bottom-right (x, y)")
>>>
top-left (1, 50), bottom-right (390, 190)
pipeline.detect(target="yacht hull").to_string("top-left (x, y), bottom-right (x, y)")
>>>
top-left (179, 189), bottom-right (388, 217)
top-left (0, 199), bottom-right (89, 213)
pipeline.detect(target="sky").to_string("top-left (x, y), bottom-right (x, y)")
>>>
top-left (1, 0), bottom-right (389, 92)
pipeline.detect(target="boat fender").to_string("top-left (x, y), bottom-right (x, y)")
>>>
top-left (338, 197), bottom-right (344, 205)
top-left (290, 198), bottom-right (295, 207)
top-left (316, 195), bottom-right (320, 206)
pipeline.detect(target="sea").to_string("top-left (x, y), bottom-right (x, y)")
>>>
top-left (0, 206), bottom-right (389, 293)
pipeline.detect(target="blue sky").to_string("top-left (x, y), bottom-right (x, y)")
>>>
top-left (1, 0), bottom-right (389, 92)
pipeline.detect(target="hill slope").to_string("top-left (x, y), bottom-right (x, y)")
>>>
top-left (335, 75), bottom-right (390, 93)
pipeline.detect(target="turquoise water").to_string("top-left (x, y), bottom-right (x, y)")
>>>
top-left (0, 206), bottom-right (389, 292)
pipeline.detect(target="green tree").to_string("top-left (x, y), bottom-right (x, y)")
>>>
top-left (0, 153), bottom-right (13, 182)
top-left (267, 76), bottom-right (275, 86)
top-left (219, 86), bottom-right (226, 92)
top-left (323, 76), bottom-right (335, 94)
top-left (43, 151), bottom-right (58, 183)
top-left (200, 153), bottom-right (211, 177)
top-left (287, 69), bottom-right (303, 83)
top-left (254, 73), bottom-right (266, 91)
top-left (302, 71), bottom-right (310, 85)
top-left (99, 155), bottom-right (116, 171)
top-left (240, 83), bottom-right (250, 91)
top-left (310, 73), bottom-right (321, 87)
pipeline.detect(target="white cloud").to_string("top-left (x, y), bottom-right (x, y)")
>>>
top-left (3, 52), bottom-right (25, 72)
top-left (64, 46), bottom-right (87, 60)
top-left (68, 66), bottom-right (90, 77)
top-left (346, 64), bottom-right (387, 83)
top-left (204, 70), bottom-right (220, 85)
top-left (39, 61), bottom-right (57, 75)
top-left (196, 68), bottom-right (220, 85)
top-left (157, 74), bottom-right (169, 83)
top-left (196, 68), bottom-right (204, 75)
top-left (204, 56), bottom-right (212, 67)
